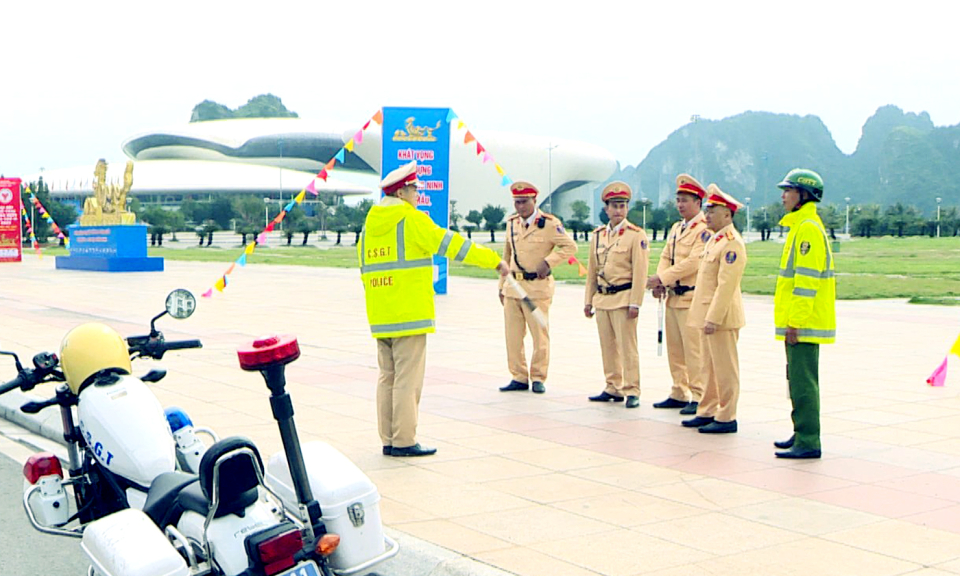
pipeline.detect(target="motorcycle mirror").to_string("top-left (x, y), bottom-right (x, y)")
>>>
top-left (0, 350), bottom-right (24, 372)
top-left (165, 289), bottom-right (197, 320)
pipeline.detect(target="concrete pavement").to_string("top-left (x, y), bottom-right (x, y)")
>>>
top-left (1, 254), bottom-right (959, 576)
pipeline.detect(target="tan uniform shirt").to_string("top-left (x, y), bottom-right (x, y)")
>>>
top-left (656, 212), bottom-right (709, 309)
top-left (499, 211), bottom-right (577, 301)
top-left (687, 223), bottom-right (747, 330)
top-left (585, 220), bottom-right (650, 310)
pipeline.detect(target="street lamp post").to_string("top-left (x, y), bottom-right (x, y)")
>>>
top-left (547, 141), bottom-right (559, 215)
top-left (263, 197), bottom-right (270, 231)
top-left (640, 196), bottom-right (647, 229)
top-left (744, 197), bottom-right (751, 234)
top-left (937, 197), bottom-right (942, 238)
top-left (844, 197), bottom-right (851, 236)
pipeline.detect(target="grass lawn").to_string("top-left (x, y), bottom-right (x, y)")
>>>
top-left (38, 236), bottom-right (960, 300)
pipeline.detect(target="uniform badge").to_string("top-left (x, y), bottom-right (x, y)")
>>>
top-left (800, 241), bottom-right (811, 255)
top-left (557, 225), bottom-right (564, 234)
top-left (641, 240), bottom-right (647, 250)
top-left (725, 251), bottom-right (737, 264)
top-left (700, 230), bottom-right (711, 242)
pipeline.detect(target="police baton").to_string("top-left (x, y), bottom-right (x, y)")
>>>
top-left (504, 274), bottom-right (547, 329)
top-left (657, 293), bottom-right (664, 356)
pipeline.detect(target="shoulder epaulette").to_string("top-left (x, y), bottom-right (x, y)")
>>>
top-left (593, 225), bottom-right (605, 233)
top-left (507, 213), bottom-right (521, 221)
top-left (625, 223), bottom-right (641, 232)
top-left (540, 212), bottom-right (558, 221)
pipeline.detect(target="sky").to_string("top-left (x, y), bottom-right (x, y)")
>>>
top-left (3, 0), bottom-right (959, 178)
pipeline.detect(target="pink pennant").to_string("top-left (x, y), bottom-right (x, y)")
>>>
top-left (202, 289), bottom-right (213, 298)
top-left (257, 232), bottom-right (267, 244)
top-left (306, 180), bottom-right (317, 195)
top-left (354, 130), bottom-right (363, 144)
top-left (927, 357), bottom-right (948, 387)
top-left (482, 152), bottom-right (492, 163)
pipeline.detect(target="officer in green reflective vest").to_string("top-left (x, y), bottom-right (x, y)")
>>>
top-left (359, 161), bottom-right (508, 457)
top-left (773, 168), bottom-right (836, 459)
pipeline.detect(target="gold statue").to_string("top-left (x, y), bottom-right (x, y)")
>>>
top-left (80, 159), bottom-right (136, 226)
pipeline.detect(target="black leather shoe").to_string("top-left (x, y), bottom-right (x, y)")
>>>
top-left (679, 401), bottom-right (699, 415)
top-left (775, 446), bottom-right (821, 459)
top-left (681, 416), bottom-right (714, 428)
top-left (382, 446), bottom-right (392, 455)
top-left (390, 443), bottom-right (437, 457)
top-left (653, 397), bottom-right (686, 409)
top-left (774, 435), bottom-right (795, 449)
top-left (699, 420), bottom-right (738, 434)
top-left (625, 396), bottom-right (640, 409)
top-left (500, 380), bottom-right (529, 392)
top-left (588, 391), bottom-right (624, 402)
top-left (532, 381), bottom-right (545, 394)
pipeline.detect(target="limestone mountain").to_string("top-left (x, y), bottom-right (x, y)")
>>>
top-left (190, 94), bottom-right (298, 122)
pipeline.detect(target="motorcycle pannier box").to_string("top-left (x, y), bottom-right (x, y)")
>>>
top-left (81, 508), bottom-right (189, 576)
top-left (266, 441), bottom-right (386, 572)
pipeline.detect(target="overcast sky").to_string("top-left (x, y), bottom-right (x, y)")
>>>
top-left (3, 0), bottom-right (958, 178)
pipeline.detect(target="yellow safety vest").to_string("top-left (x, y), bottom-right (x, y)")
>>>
top-left (774, 202), bottom-right (836, 344)
top-left (359, 197), bottom-right (501, 339)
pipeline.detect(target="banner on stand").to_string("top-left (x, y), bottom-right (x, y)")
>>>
top-left (381, 107), bottom-right (451, 294)
top-left (0, 178), bottom-right (22, 262)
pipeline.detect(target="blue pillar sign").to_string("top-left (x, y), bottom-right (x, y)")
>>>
top-left (381, 107), bottom-right (451, 294)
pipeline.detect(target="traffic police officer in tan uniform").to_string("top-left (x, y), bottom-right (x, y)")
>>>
top-left (681, 184), bottom-right (747, 434)
top-left (647, 174), bottom-right (709, 415)
top-left (499, 181), bottom-right (577, 394)
top-left (584, 182), bottom-right (650, 408)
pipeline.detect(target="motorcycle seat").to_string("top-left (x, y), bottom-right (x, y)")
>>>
top-left (143, 471), bottom-right (197, 527)
top-left (177, 436), bottom-right (263, 520)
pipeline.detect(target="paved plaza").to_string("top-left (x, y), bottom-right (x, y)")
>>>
top-left (1, 255), bottom-right (960, 576)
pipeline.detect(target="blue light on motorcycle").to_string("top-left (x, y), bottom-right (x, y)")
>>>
top-left (164, 407), bottom-right (193, 432)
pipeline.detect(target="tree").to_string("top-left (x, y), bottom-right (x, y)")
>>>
top-left (449, 200), bottom-right (462, 231)
top-left (167, 210), bottom-right (185, 241)
top-left (350, 199), bottom-right (374, 245)
top-left (884, 202), bottom-right (920, 237)
top-left (646, 202), bottom-right (672, 241)
top-left (465, 209), bottom-right (483, 239)
top-left (481, 204), bottom-right (506, 242)
top-left (819, 204), bottom-right (843, 239)
top-left (940, 206), bottom-right (960, 236)
top-left (140, 206), bottom-right (171, 246)
top-left (209, 197), bottom-right (235, 230)
top-left (327, 206), bottom-right (351, 245)
top-left (567, 200), bottom-right (592, 241)
top-left (766, 202), bottom-right (786, 238)
top-left (234, 196), bottom-right (268, 246)
top-left (853, 204), bottom-right (882, 238)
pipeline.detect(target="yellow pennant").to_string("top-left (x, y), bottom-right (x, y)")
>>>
top-left (345, 139), bottom-right (355, 153)
top-left (295, 190), bottom-right (306, 204)
top-left (457, 120), bottom-right (465, 130)
top-left (495, 164), bottom-right (505, 176)
top-left (245, 242), bottom-right (256, 255)
top-left (950, 333), bottom-right (960, 358)
top-left (214, 277), bottom-right (226, 292)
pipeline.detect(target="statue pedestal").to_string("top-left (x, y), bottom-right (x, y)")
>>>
top-left (56, 224), bottom-right (164, 272)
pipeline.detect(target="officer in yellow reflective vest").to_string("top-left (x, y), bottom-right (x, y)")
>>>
top-left (773, 168), bottom-right (836, 459)
top-left (359, 161), bottom-right (508, 457)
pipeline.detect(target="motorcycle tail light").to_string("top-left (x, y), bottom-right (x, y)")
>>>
top-left (316, 533), bottom-right (340, 556)
top-left (258, 528), bottom-right (303, 576)
top-left (23, 452), bottom-right (63, 484)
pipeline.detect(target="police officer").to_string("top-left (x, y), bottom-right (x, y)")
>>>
top-left (584, 182), bottom-right (650, 408)
top-left (360, 161), bottom-right (508, 456)
top-left (681, 185), bottom-right (747, 434)
top-left (499, 181), bottom-right (577, 394)
top-left (773, 169), bottom-right (835, 459)
top-left (647, 174), bottom-right (709, 415)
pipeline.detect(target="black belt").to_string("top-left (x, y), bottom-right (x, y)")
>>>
top-left (670, 284), bottom-right (695, 295)
top-left (514, 271), bottom-right (550, 281)
top-left (598, 282), bottom-right (632, 295)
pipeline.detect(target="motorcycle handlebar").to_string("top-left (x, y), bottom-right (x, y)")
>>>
top-left (0, 374), bottom-right (26, 395)
top-left (163, 340), bottom-right (203, 351)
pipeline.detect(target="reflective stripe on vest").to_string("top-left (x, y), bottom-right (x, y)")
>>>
top-left (778, 219), bottom-right (833, 278)
top-left (775, 327), bottom-right (836, 339)
top-left (370, 319), bottom-right (436, 335)
top-left (360, 218), bottom-right (432, 274)
top-left (454, 240), bottom-right (473, 262)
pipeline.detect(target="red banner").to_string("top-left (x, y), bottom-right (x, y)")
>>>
top-left (0, 178), bottom-right (23, 262)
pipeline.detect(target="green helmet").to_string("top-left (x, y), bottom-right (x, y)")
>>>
top-left (777, 168), bottom-right (824, 202)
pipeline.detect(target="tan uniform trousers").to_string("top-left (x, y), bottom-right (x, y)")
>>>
top-left (696, 329), bottom-right (740, 423)
top-left (376, 334), bottom-right (427, 448)
top-left (596, 308), bottom-right (640, 397)
top-left (503, 295), bottom-right (551, 383)
top-left (665, 307), bottom-right (704, 403)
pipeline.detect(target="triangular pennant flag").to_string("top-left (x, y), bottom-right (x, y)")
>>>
top-left (214, 277), bottom-right (226, 292)
top-left (363, 120), bottom-right (371, 130)
top-left (483, 152), bottom-right (492, 163)
top-left (335, 149), bottom-right (346, 164)
top-left (245, 242), bottom-right (256, 255)
top-left (950, 333), bottom-right (960, 358)
top-left (257, 232), bottom-right (267, 244)
top-left (495, 163), bottom-right (505, 176)
top-left (226, 262), bottom-right (236, 275)
top-left (445, 109), bottom-right (457, 123)
top-left (476, 142), bottom-right (485, 155)
top-left (238, 253), bottom-right (248, 266)
top-left (306, 180), bottom-right (317, 195)
top-left (464, 131), bottom-right (475, 144)
top-left (354, 130), bottom-right (363, 144)
top-left (345, 139), bottom-right (355, 153)
top-left (274, 212), bottom-right (286, 224)
top-left (317, 169), bottom-right (329, 182)
top-left (265, 223), bottom-right (275, 232)
top-left (325, 158), bottom-right (336, 171)
top-left (372, 110), bottom-right (383, 125)
top-left (202, 289), bottom-right (213, 298)
top-left (457, 120), bottom-right (465, 130)
top-left (927, 357), bottom-right (948, 387)
top-left (284, 200), bottom-right (296, 212)
top-left (501, 175), bottom-right (512, 187)
top-left (295, 190), bottom-right (306, 203)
